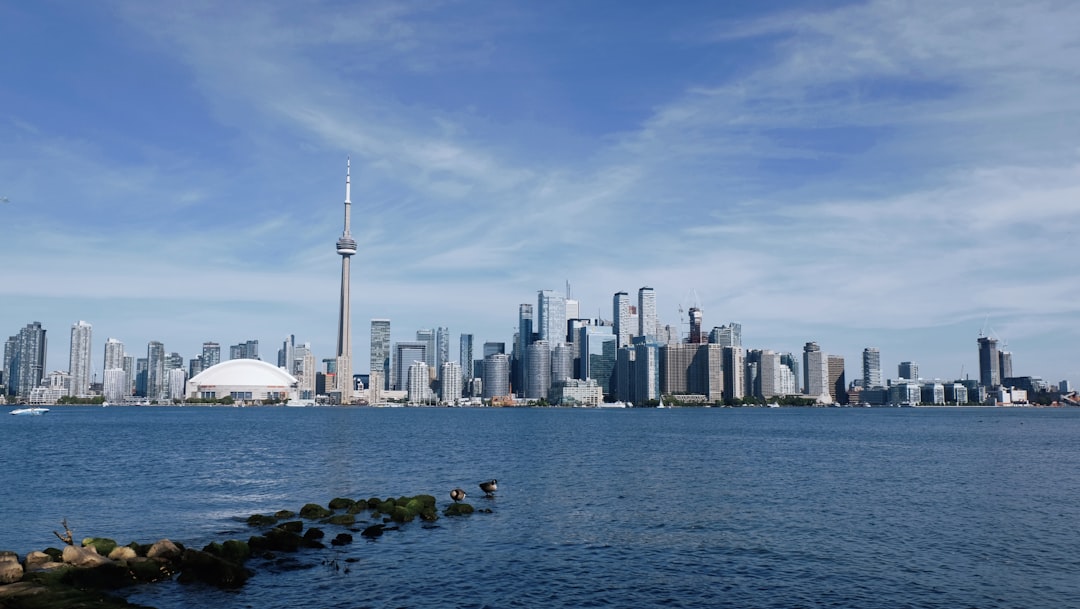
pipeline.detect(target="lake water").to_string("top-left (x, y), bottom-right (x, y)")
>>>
top-left (3, 406), bottom-right (1079, 608)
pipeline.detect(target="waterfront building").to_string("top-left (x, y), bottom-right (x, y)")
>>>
top-left (720, 345), bottom-right (740, 402)
top-left (551, 378), bottom-right (602, 406)
top-left (659, 343), bottom-right (723, 401)
top-left (459, 333), bottom-right (474, 396)
top-left (537, 290), bottom-right (566, 346)
top-left (921, 382), bottom-right (946, 405)
top-left (525, 340), bottom-right (551, 399)
top-left (7, 322), bottom-right (47, 400)
top-left (758, 350), bottom-right (781, 398)
top-left (889, 382), bottom-right (922, 406)
top-left (638, 287), bottom-right (657, 340)
top-left (440, 362), bottom-right (462, 403)
top-left (898, 361), bottom-right (919, 382)
top-left (803, 342), bottom-right (830, 402)
top-left (781, 352), bottom-right (800, 393)
top-left (632, 341), bottom-right (661, 404)
top-left (615, 347), bottom-right (635, 403)
top-left (482, 353), bottom-right (511, 399)
top-left (186, 359), bottom-right (298, 403)
top-left (135, 357), bottom-right (148, 397)
top-left (416, 329), bottom-right (436, 369)
top-left (660, 343), bottom-right (695, 395)
top-left (334, 159), bottom-right (357, 404)
top-left (147, 341), bottom-right (165, 401)
top-left (978, 336), bottom-right (1000, 388)
top-left (393, 342), bottom-right (427, 391)
top-left (862, 348), bottom-right (882, 389)
top-left (551, 342), bottom-right (574, 386)
top-left (613, 291), bottom-right (632, 349)
top-left (294, 343), bottom-right (316, 400)
top-left (370, 319), bottom-right (390, 391)
top-left (103, 368), bottom-right (127, 403)
top-left (945, 382), bottom-right (969, 404)
top-left (407, 360), bottom-right (430, 403)
top-left (1062, 380), bottom-right (1072, 392)
top-left (828, 355), bottom-right (846, 404)
top-left (64, 321), bottom-right (92, 398)
top-left (167, 368), bottom-right (187, 401)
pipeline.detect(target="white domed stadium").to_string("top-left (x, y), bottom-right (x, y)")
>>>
top-left (185, 359), bottom-right (299, 404)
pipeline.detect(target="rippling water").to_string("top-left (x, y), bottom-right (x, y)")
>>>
top-left (3, 406), bottom-right (1080, 608)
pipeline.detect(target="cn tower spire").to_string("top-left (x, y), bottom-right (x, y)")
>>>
top-left (335, 157), bottom-right (356, 404)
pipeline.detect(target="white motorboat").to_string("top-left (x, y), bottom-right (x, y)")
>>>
top-left (10, 407), bottom-right (49, 416)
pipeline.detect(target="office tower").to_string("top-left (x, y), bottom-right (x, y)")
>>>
top-left (122, 356), bottom-right (134, 397)
top-left (758, 350), bottom-right (780, 398)
top-left (579, 324), bottom-right (616, 397)
top-left (167, 368), bottom-right (187, 401)
top-left (8, 322), bottom-right (47, 399)
top-left (615, 347), bottom-right (635, 402)
top-left (828, 355), bottom-right (846, 404)
top-left (3, 335), bottom-right (16, 390)
top-left (147, 341), bottom-right (165, 401)
top-left (525, 340), bottom-right (551, 399)
top-left (565, 299), bottom-right (580, 327)
top-left (709, 323), bottom-right (742, 348)
top-left (135, 358), bottom-right (148, 397)
top-left (335, 159), bottom-right (358, 403)
top-left (165, 352), bottom-right (183, 371)
top-left (978, 336), bottom-right (1000, 388)
top-left (688, 307), bottom-right (703, 344)
top-left (416, 329), bottom-right (436, 368)
top-left (998, 350), bottom-right (1013, 380)
top-left (780, 352), bottom-right (800, 393)
top-left (436, 327), bottom-right (450, 371)
top-left (515, 304), bottom-right (534, 392)
top-left (459, 333), bottom-right (474, 395)
top-left (278, 335), bottom-right (295, 370)
top-left (803, 342), bottom-right (828, 399)
top-left (862, 347), bottom-right (882, 389)
top-left (201, 342), bottom-right (221, 369)
top-left (613, 291), bottom-right (632, 348)
top-left (189, 356), bottom-right (204, 378)
top-left (638, 287), bottom-right (657, 340)
top-left (483, 342), bottom-right (505, 357)
top-left (67, 321), bottom-right (92, 397)
top-left (898, 361), bottom-right (918, 382)
top-left (660, 343), bottom-right (695, 395)
top-left (720, 345), bottom-right (741, 402)
top-left (537, 290), bottom-right (566, 346)
top-left (441, 362), bottom-right (462, 403)
top-left (632, 341), bottom-right (661, 404)
top-left (370, 319), bottom-right (390, 391)
top-left (551, 343), bottom-right (574, 386)
top-left (393, 341), bottom-right (427, 391)
top-left (1060, 380), bottom-right (1072, 393)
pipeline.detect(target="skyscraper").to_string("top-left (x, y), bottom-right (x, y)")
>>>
top-left (482, 353), bottom-right (511, 399)
top-left (709, 323), bottom-right (742, 348)
top-left (416, 329), bottom-right (436, 369)
top-left (537, 290), bottom-right (566, 346)
top-left (459, 333), bottom-right (474, 395)
top-left (613, 291), bottom-right (632, 349)
top-left (688, 307), bottom-right (704, 344)
top-left (638, 287), bottom-right (657, 340)
top-left (436, 327), bottom-right (450, 372)
top-left (803, 342), bottom-right (829, 400)
top-left (393, 342), bottom-right (427, 391)
top-left (828, 355), bottom-right (846, 404)
top-left (525, 340), bottom-right (551, 399)
top-left (147, 341), bottom-right (165, 401)
top-left (370, 319), bottom-right (390, 391)
top-left (515, 304), bottom-right (534, 392)
top-left (862, 347), bottom-right (882, 389)
top-left (8, 322), bottom-right (47, 400)
top-left (998, 350), bottom-right (1013, 380)
top-left (103, 338), bottom-right (125, 372)
top-left (68, 321), bottom-right (92, 397)
top-left (202, 342), bottom-right (221, 369)
top-left (335, 158), bottom-right (358, 404)
top-left (978, 336), bottom-right (1000, 388)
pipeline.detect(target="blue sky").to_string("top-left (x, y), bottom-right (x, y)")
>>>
top-left (2, 0), bottom-right (1078, 386)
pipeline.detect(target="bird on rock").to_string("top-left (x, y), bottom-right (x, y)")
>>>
top-left (479, 479), bottom-right (498, 497)
top-left (450, 488), bottom-right (467, 503)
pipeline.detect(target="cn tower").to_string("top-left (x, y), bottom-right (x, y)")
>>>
top-left (335, 158), bottom-right (357, 403)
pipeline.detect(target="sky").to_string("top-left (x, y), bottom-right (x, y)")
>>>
top-left (2, 0), bottom-right (1079, 387)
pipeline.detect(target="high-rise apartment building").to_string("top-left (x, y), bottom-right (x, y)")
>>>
top-left (147, 341), bottom-right (165, 401)
top-left (67, 321), bottom-right (93, 397)
top-left (230, 340), bottom-right (259, 360)
top-left (803, 342), bottom-right (829, 400)
top-left (482, 353), bottom-right (511, 399)
top-left (613, 291), bottom-right (632, 349)
top-left (201, 342), bottom-right (221, 369)
top-left (862, 347), bottom-right (882, 389)
top-left (278, 335), bottom-right (295, 371)
top-left (483, 342), bottom-right (506, 357)
top-left (638, 287), bottom-right (657, 340)
top-left (7, 322), bottom-right (47, 399)
top-left (407, 360), bottom-right (430, 403)
top-left (295, 343), bottom-right (316, 400)
top-left (459, 333), bottom-right (474, 395)
top-left (393, 341), bottom-right (427, 391)
top-left (103, 338), bottom-right (125, 372)
top-left (688, 307), bottom-right (704, 344)
top-left (370, 319), bottom-right (390, 391)
top-left (440, 362), bottom-right (462, 403)
top-left (436, 327), bottom-right (450, 372)
top-left (828, 355), bottom-right (846, 404)
top-left (978, 336), bottom-right (1000, 388)
top-left (709, 323), bottom-right (742, 348)
top-left (998, 350), bottom-right (1013, 380)
top-left (579, 324), bottom-right (616, 397)
top-left (525, 340), bottom-right (551, 399)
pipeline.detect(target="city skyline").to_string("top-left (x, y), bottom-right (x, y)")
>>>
top-left (1, 2), bottom-right (1078, 386)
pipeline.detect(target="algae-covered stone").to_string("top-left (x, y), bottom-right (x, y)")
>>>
top-left (366, 497), bottom-right (382, 509)
top-left (377, 499), bottom-right (397, 514)
top-left (278, 520), bottom-right (304, 533)
top-left (178, 548), bottom-right (252, 588)
top-left (299, 503), bottom-right (332, 519)
top-left (82, 537), bottom-right (119, 557)
top-left (329, 497), bottom-right (356, 510)
top-left (274, 509), bottom-right (296, 519)
top-left (247, 514), bottom-right (278, 527)
top-left (444, 502), bottom-right (475, 516)
top-left (43, 547), bottom-right (64, 561)
top-left (127, 556), bottom-right (175, 583)
top-left (326, 513), bottom-right (356, 526)
top-left (346, 501), bottom-right (367, 514)
top-left (390, 506), bottom-right (416, 523)
top-left (222, 540), bottom-right (251, 563)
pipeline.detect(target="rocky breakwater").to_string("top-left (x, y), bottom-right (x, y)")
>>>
top-left (0, 493), bottom-right (489, 609)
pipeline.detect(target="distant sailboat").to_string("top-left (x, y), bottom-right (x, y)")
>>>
top-left (657, 396), bottom-right (666, 409)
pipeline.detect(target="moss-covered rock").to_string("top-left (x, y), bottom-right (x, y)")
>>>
top-left (377, 499), bottom-right (397, 514)
top-left (274, 509), bottom-right (296, 519)
top-left (178, 548), bottom-right (252, 588)
top-left (127, 557), bottom-right (175, 583)
top-left (444, 502), bottom-right (475, 516)
top-left (43, 547), bottom-right (64, 561)
top-left (328, 497), bottom-right (356, 510)
top-left (326, 513), bottom-right (356, 526)
top-left (390, 506), bottom-right (415, 523)
top-left (299, 503), bottom-right (332, 519)
top-left (346, 502), bottom-right (367, 515)
top-left (278, 520), bottom-right (304, 533)
top-left (247, 514), bottom-right (278, 527)
top-left (82, 537), bottom-right (119, 557)
top-left (366, 497), bottom-right (382, 509)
